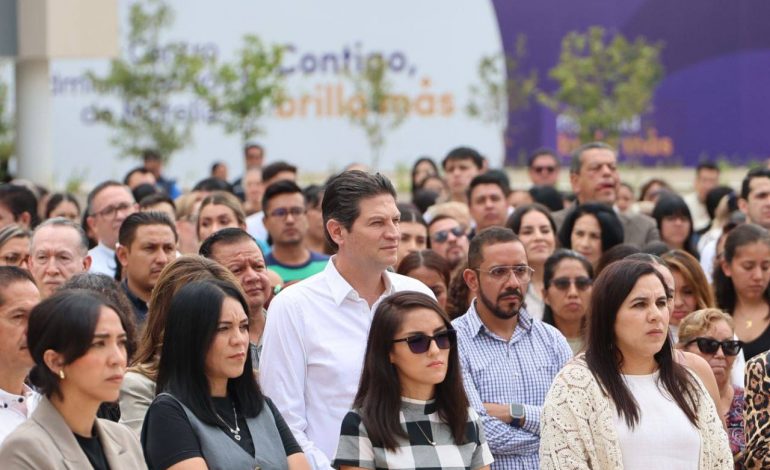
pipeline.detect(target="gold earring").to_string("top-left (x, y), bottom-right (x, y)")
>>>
top-left (58, 370), bottom-right (65, 380)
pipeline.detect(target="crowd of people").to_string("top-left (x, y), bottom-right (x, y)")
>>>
top-left (0, 141), bottom-right (769, 469)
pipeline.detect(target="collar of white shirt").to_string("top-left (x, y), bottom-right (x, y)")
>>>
top-left (324, 255), bottom-right (394, 306)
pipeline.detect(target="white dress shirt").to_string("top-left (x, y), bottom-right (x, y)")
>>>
top-left (88, 242), bottom-right (117, 278)
top-left (259, 257), bottom-right (434, 469)
top-left (0, 385), bottom-right (41, 446)
top-left (246, 211), bottom-right (268, 243)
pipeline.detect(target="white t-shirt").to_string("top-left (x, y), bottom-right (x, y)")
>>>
top-left (0, 385), bottom-right (41, 446)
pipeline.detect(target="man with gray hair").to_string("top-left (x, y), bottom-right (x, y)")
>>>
top-left (28, 218), bottom-right (92, 298)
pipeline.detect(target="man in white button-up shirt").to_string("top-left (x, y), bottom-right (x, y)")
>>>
top-left (260, 171), bottom-right (435, 469)
top-left (0, 267), bottom-right (42, 445)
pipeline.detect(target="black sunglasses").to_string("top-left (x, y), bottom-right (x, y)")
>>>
top-left (549, 276), bottom-right (592, 292)
top-left (431, 226), bottom-right (466, 243)
top-left (685, 337), bottom-right (743, 356)
top-left (532, 165), bottom-right (556, 174)
top-left (393, 330), bottom-right (456, 354)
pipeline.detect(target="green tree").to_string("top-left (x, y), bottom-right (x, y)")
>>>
top-left (86, 0), bottom-right (206, 162)
top-left (466, 35), bottom-right (538, 156)
top-left (195, 35), bottom-right (285, 144)
top-left (345, 56), bottom-right (408, 169)
top-left (539, 26), bottom-right (664, 143)
top-left (0, 61), bottom-right (13, 179)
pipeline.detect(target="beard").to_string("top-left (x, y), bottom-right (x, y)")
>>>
top-left (477, 286), bottom-right (525, 320)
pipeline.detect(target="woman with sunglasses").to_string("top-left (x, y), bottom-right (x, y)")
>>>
top-left (334, 292), bottom-right (493, 470)
top-left (541, 250), bottom-right (593, 355)
top-left (677, 309), bottom-right (745, 465)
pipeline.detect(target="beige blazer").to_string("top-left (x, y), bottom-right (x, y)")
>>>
top-left (0, 396), bottom-right (147, 469)
top-left (119, 370), bottom-right (156, 436)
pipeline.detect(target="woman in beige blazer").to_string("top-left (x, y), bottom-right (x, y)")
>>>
top-left (0, 290), bottom-right (146, 469)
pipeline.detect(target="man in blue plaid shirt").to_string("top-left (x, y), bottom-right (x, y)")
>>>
top-left (453, 227), bottom-right (572, 469)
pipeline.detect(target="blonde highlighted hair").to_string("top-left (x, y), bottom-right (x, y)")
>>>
top-left (677, 308), bottom-right (734, 346)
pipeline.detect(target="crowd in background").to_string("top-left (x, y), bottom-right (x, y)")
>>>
top-left (0, 142), bottom-right (769, 468)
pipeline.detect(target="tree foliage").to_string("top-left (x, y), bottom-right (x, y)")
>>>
top-left (86, 0), bottom-right (206, 162)
top-left (195, 35), bottom-right (285, 144)
top-left (539, 26), bottom-right (664, 142)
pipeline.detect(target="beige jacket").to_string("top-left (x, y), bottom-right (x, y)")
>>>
top-left (539, 358), bottom-right (732, 470)
top-left (0, 396), bottom-right (146, 469)
top-left (118, 370), bottom-right (156, 436)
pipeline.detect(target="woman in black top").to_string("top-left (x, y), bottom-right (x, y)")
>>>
top-left (142, 279), bottom-right (309, 470)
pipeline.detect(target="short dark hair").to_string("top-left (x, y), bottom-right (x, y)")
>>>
top-left (27, 290), bottom-right (130, 399)
top-left (123, 166), bottom-right (153, 185)
top-left (45, 193), bottom-right (81, 220)
top-left (541, 249), bottom-right (593, 326)
top-left (33, 218), bottom-right (90, 256)
top-left (322, 171), bottom-right (396, 251)
top-left (558, 203), bottom-right (624, 253)
top-left (142, 149), bottom-right (162, 162)
top-left (303, 184), bottom-right (324, 210)
top-left (396, 249), bottom-right (451, 288)
top-left (262, 180), bottom-right (304, 214)
top-left (118, 212), bottom-right (178, 249)
top-left (467, 227), bottom-right (520, 269)
top-left (199, 227), bottom-right (259, 259)
top-left (528, 186), bottom-right (564, 212)
top-left (442, 146), bottom-right (485, 170)
top-left (467, 172), bottom-right (510, 203)
top-left (0, 266), bottom-right (36, 306)
top-left (696, 161), bottom-right (719, 174)
top-left (569, 142), bottom-right (616, 175)
top-left (244, 142), bottom-right (263, 155)
top-left (0, 184), bottom-right (39, 228)
top-left (652, 194), bottom-right (697, 257)
top-left (741, 167), bottom-right (770, 200)
top-left (595, 244), bottom-right (641, 275)
top-left (527, 148), bottom-right (558, 167)
top-left (156, 280), bottom-right (265, 425)
top-left (139, 193), bottom-right (176, 212)
top-left (192, 177), bottom-right (233, 193)
top-left (86, 181), bottom-right (130, 214)
top-left (262, 161), bottom-right (297, 183)
top-left (506, 203), bottom-right (557, 237)
top-left (210, 161), bottom-right (226, 175)
top-left (705, 186), bottom-right (734, 221)
top-left (353, 291), bottom-right (467, 451)
top-left (397, 203), bottom-right (426, 226)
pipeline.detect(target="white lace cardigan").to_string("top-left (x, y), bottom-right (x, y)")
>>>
top-left (539, 357), bottom-right (733, 470)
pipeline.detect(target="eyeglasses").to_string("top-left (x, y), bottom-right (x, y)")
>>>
top-left (393, 330), bottom-right (456, 354)
top-left (268, 207), bottom-right (306, 219)
top-left (1, 253), bottom-right (29, 266)
top-left (431, 226), bottom-right (466, 243)
top-left (532, 165), bottom-right (556, 174)
top-left (474, 265), bottom-right (534, 283)
top-left (685, 337), bottom-right (743, 356)
top-left (91, 202), bottom-right (134, 220)
top-left (549, 276), bottom-right (592, 291)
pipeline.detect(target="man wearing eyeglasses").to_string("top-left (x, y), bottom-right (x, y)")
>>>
top-left (527, 148), bottom-right (560, 188)
top-left (453, 227), bottom-right (572, 469)
top-left (85, 181), bottom-right (137, 277)
top-left (428, 215), bottom-right (470, 269)
top-left (262, 180), bottom-right (328, 283)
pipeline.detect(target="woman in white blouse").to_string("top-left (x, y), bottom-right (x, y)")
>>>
top-left (540, 259), bottom-right (732, 470)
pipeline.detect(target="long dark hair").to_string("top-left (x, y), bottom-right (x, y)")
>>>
top-left (714, 223), bottom-right (770, 314)
top-left (156, 279), bottom-right (264, 425)
top-left (652, 194), bottom-right (698, 258)
top-left (353, 292), bottom-right (467, 451)
top-left (585, 259), bottom-right (700, 428)
top-left (506, 203), bottom-right (558, 237)
top-left (558, 203), bottom-right (624, 252)
top-left (542, 249), bottom-right (593, 327)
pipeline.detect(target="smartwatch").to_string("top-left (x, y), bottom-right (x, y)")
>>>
top-left (509, 403), bottom-right (525, 428)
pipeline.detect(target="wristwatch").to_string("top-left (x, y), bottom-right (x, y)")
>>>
top-left (509, 403), bottom-right (525, 428)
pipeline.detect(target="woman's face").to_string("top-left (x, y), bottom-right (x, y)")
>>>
top-left (389, 307), bottom-right (451, 397)
top-left (205, 296), bottom-right (250, 386)
top-left (543, 259), bottom-right (592, 327)
top-left (57, 307), bottom-right (127, 404)
top-left (614, 274), bottom-right (670, 363)
top-left (616, 185), bottom-right (634, 213)
top-left (407, 266), bottom-right (448, 310)
top-left (722, 241), bottom-right (770, 303)
top-left (517, 211), bottom-right (556, 267)
top-left (671, 269), bottom-right (698, 326)
top-left (414, 161), bottom-right (437, 186)
top-left (50, 200), bottom-right (80, 221)
top-left (684, 320), bottom-right (736, 387)
top-left (642, 182), bottom-right (665, 203)
top-left (571, 214), bottom-right (602, 267)
top-left (198, 204), bottom-right (242, 241)
top-left (0, 236), bottom-right (30, 269)
top-left (420, 177), bottom-right (448, 202)
top-left (397, 222), bottom-right (428, 266)
top-left (661, 214), bottom-right (691, 249)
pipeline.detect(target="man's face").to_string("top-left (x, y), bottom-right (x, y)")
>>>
top-left (0, 280), bottom-right (40, 378)
top-left (263, 192), bottom-right (308, 247)
top-left (428, 218), bottom-right (469, 267)
top-left (740, 176), bottom-right (770, 229)
top-left (528, 154), bottom-right (560, 186)
top-left (243, 169), bottom-right (264, 207)
top-left (87, 186), bottom-right (137, 249)
top-left (126, 171), bottom-right (156, 190)
top-left (119, 224), bottom-right (177, 297)
top-left (29, 225), bottom-right (90, 298)
top-left (570, 148), bottom-right (619, 205)
top-left (469, 183), bottom-right (509, 232)
top-left (465, 241), bottom-right (529, 320)
top-left (335, 194), bottom-right (400, 270)
top-left (444, 158), bottom-right (481, 198)
top-left (210, 239), bottom-right (269, 312)
top-left (695, 168), bottom-right (720, 202)
top-left (245, 147), bottom-right (264, 169)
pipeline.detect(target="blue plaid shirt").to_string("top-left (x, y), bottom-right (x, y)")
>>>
top-left (452, 301), bottom-right (572, 470)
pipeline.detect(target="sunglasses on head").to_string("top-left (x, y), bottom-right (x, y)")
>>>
top-left (431, 226), bottom-right (466, 243)
top-left (549, 276), bottom-right (592, 291)
top-left (685, 337), bottom-right (743, 356)
top-left (393, 329), bottom-right (456, 354)
top-left (532, 165), bottom-right (556, 174)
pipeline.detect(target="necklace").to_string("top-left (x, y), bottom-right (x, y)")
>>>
top-left (414, 422), bottom-right (436, 446)
top-left (215, 402), bottom-right (241, 441)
